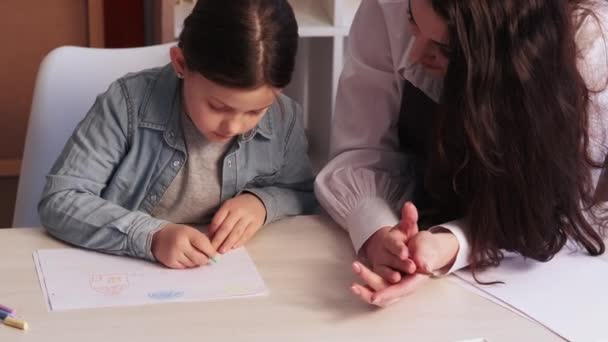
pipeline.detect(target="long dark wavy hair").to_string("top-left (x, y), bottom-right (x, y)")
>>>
top-left (425, 0), bottom-right (607, 277)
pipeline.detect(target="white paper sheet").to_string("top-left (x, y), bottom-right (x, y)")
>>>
top-left (447, 275), bottom-right (537, 323)
top-left (34, 248), bottom-right (268, 311)
top-left (455, 249), bottom-right (608, 342)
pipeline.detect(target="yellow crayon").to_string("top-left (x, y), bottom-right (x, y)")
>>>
top-left (3, 316), bottom-right (28, 330)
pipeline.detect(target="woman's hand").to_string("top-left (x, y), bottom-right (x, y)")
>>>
top-left (151, 223), bottom-right (217, 269)
top-left (350, 261), bottom-right (430, 307)
top-left (363, 227), bottom-right (417, 283)
top-left (209, 193), bottom-right (267, 253)
top-left (362, 202), bottom-right (420, 283)
top-left (351, 202), bottom-right (445, 307)
top-left (351, 231), bottom-right (459, 307)
top-left (408, 229), bottom-right (460, 275)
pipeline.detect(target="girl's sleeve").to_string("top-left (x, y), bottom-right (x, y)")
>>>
top-left (38, 80), bottom-right (170, 261)
top-left (243, 99), bottom-right (317, 223)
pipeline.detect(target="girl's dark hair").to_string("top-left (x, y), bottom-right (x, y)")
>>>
top-left (178, 0), bottom-right (298, 88)
top-left (426, 0), bottom-right (607, 278)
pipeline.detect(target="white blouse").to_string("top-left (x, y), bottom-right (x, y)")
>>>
top-left (315, 0), bottom-right (608, 274)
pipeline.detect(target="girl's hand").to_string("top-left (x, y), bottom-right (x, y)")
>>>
top-left (209, 193), bottom-right (267, 253)
top-left (151, 223), bottom-right (217, 269)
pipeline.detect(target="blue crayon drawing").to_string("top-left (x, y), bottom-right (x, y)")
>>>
top-left (147, 290), bottom-right (185, 300)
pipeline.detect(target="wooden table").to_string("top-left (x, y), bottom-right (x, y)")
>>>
top-left (0, 215), bottom-right (560, 341)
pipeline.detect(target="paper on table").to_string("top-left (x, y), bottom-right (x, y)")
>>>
top-left (447, 275), bottom-right (537, 324)
top-left (34, 248), bottom-right (268, 311)
top-left (454, 248), bottom-right (608, 342)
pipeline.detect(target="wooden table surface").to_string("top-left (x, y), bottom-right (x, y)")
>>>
top-left (0, 215), bottom-right (560, 341)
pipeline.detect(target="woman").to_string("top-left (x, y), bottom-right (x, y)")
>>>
top-left (315, 0), bottom-right (608, 306)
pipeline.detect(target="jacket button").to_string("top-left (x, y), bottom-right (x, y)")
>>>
top-left (150, 194), bottom-right (158, 201)
top-left (172, 160), bottom-right (182, 168)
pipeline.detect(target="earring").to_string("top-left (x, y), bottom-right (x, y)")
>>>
top-left (177, 72), bottom-right (184, 79)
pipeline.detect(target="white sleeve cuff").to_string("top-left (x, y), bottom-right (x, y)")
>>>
top-left (344, 197), bottom-right (400, 253)
top-left (428, 219), bottom-right (471, 276)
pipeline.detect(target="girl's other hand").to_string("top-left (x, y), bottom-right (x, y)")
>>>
top-left (209, 193), bottom-right (267, 253)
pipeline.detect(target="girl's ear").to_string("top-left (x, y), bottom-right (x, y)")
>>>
top-left (170, 46), bottom-right (187, 78)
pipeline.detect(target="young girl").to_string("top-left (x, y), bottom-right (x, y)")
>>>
top-left (316, 0), bottom-right (608, 306)
top-left (39, 0), bottom-right (316, 269)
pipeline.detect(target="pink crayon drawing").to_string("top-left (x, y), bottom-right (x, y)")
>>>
top-left (89, 273), bottom-right (129, 296)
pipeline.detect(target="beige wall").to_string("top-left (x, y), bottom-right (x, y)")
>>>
top-left (0, 0), bottom-right (88, 159)
top-left (0, 0), bottom-right (90, 227)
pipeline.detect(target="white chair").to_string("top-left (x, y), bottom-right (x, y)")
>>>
top-left (13, 44), bottom-right (174, 227)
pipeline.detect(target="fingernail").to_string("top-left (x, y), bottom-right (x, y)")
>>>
top-left (351, 286), bottom-right (360, 295)
top-left (392, 274), bottom-right (401, 283)
top-left (352, 262), bottom-right (361, 273)
top-left (372, 296), bottom-right (382, 305)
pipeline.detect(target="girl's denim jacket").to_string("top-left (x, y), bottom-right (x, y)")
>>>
top-left (38, 65), bottom-right (317, 261)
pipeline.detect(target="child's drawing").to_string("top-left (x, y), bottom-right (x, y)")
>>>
top-left (89, 273), bottom-right (129, 296)
top-left (147, 290), bottom-right (185, 300)
top-left (35, 248), bottom-right (267, 310)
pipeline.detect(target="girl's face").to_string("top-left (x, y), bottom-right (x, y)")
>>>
top-left (406, 0), bottom-right (450, 76)
top-left (170, 47), bottom-right (277, 143)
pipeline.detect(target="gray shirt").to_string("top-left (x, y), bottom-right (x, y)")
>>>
top-left (152, 113), bottom-right (232, 225)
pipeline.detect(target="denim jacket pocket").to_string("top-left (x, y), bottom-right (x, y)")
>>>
top-left (247, 169), bottom-right (280, 187)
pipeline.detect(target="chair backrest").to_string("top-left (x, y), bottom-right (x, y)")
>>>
top-left (13, 44), bottom-right (173, 227)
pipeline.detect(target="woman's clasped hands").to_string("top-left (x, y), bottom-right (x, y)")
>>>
top-left (350, 202), bottom-right (459, 307)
